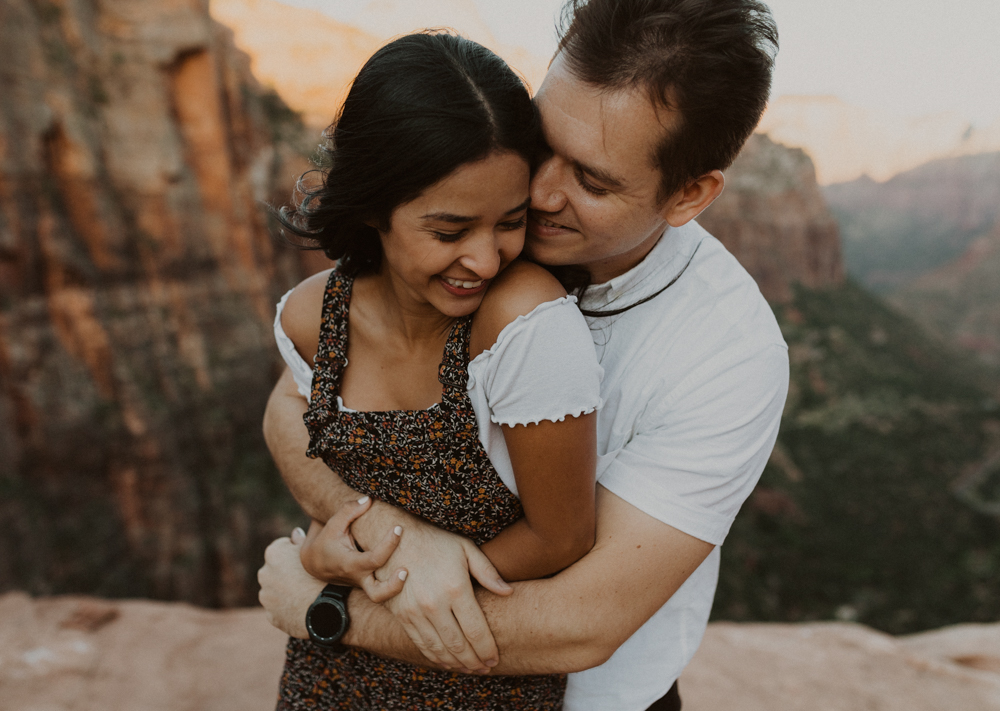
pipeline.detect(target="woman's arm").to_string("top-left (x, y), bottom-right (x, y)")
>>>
top-left (471, 260), bottom-right (598, 580)
top-left (481, 414), bottom-right (597, 579)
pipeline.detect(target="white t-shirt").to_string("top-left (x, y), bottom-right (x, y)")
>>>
top-left (563, 220), bottom-right (789, 710)
top-left (273, 289), bottom-right (604, 497)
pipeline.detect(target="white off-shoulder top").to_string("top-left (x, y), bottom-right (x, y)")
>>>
top-left (274, 290), bottom-right (603, 497)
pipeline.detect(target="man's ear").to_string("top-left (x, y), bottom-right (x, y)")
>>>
top-left (661, 170), bottom-right (725, 227)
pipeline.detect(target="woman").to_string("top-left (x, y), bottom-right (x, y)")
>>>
top-left (272, 32), bottom-right (603, 710)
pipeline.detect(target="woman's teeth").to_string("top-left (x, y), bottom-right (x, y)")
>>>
top-left (443, 277), bottom-right (484, 289)
top-left (537, 217), bottom-right (566, 229)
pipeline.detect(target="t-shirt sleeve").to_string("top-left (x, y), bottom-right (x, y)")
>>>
top-left (470, 296), bottom-right (603, 427)
top-left (597, 342), bottom-right (789, 546)
top-left (273, 289), bottom-right (315, 402)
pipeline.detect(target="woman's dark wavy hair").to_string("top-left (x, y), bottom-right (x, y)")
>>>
top-left (558, 0), bottom-right (778, 202)
top-left (275, 32), bottom-right (540, 275)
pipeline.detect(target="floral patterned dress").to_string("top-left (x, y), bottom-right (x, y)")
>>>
top-left (276, 269), bottom-right (566, 710)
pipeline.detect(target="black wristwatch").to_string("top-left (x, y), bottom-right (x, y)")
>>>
top-left (306, 583), bottom-right (351, 653)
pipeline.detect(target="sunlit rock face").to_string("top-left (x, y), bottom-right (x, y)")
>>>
top-left (210, 0), bottom-right (549, 130)
top-left (699, 134), bottom-right (845, 304)
top-left (0, 0), bottom-right (317, 606)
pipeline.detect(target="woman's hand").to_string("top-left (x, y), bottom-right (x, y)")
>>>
top-left (300, 496), bottom-right (408, 603)
top-left (378, 525), bottom-right (513, 673)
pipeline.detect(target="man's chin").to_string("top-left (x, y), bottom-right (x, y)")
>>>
top-left (524, 234), bottom-right (581, 267)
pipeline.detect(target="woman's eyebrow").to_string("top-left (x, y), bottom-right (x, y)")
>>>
top-left (504, 197), bottom-right (531, 215)
top-left (421, 197), bottom-right (531, 223)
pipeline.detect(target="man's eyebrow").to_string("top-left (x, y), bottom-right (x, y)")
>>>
top-left (421, 197), bottom-right (531, 223)
top-left (575, 160), bottom-right (625, 189)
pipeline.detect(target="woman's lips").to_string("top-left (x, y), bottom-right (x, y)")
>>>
top-left (439, 276), bottom-right (488, 296)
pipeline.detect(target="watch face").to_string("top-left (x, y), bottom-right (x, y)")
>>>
top-left (308, 599), bottom-right (347, 642)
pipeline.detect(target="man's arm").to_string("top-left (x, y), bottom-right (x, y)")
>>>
top-left (263, 368), bottom-right (359, 522)
top-left (261, 485), bottom-right (714, 674)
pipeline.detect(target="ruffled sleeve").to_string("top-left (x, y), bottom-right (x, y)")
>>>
top-left (469, 296), bottom-right (603, 427)
top-left (274, 289), bottom-right (315, 402)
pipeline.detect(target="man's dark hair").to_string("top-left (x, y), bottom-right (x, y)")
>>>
top-left (276, 32), bottom-right (540, 275)
top-left (557, 0), bottom-right (778, 201)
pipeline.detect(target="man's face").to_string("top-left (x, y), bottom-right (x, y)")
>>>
top-left (526, 53), bottom-right (678, 284)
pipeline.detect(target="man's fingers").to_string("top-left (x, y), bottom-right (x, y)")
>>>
top-left (437, 607), bottom-right (491, 673)
top-left (451, 593), bottom-right (499, 670)
top-left (264, 537), bottom-right (292, 564)
top-left (407, 615), bottom-right (465, 671)
top-left (464, 544), bottom-right (513, 596)
top-left (361, 569), bottom-right (407, 603)
top-left (359, 526), bottom-right (403, 571)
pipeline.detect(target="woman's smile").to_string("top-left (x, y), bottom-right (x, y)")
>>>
top-left (440, 276), bottom-right (488, 296)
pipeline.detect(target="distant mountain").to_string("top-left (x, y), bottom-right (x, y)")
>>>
top-left (760, 95), bottom-right (1000, 185)
top-left (823, 152), bottom-right (1000, 292)
top-left (891, 224), bottom-right (1000, 368)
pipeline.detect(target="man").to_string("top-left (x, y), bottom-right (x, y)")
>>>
top-left (259, 1), bottom-right (787, 709)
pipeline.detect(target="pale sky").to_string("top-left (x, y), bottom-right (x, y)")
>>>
top-left (287, 0), bottom-right (1000, 127)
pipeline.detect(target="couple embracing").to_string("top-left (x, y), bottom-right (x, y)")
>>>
top-left (258, 0), bottom-right (789, 709)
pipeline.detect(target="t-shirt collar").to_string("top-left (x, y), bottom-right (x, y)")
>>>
top-left (580, 223), bottom-right (696, 312)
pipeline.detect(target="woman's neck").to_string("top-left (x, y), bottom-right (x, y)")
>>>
top-left (358, 268), bottom-right (456, 347)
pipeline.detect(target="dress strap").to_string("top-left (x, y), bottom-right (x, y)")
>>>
top-left (438, 315), bottom-right (472, 391)
top-left (314, 269), bottom-right (351, 369)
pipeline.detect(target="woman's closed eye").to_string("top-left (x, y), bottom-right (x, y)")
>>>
top-left (433, 229), bottom-right (468, 243)
top-left (499, 216), bottom-right (527, 231)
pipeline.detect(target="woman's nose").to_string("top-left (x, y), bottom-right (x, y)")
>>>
top-left (460, 231), bottom-right (502, 280)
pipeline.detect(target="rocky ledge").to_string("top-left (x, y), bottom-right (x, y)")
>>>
top-left (2, 592), bottom-right (998, 710)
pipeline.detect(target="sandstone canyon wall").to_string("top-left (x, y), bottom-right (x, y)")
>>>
top-left (0, 0), bottom-right (319, 606)
top-left (699, 133), bottom-right (845, 303)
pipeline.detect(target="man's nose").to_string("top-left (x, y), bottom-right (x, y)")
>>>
top-left (530, 156), bottom-right (567, 213)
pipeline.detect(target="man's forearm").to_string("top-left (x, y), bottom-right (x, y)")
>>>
top-left (343, 487), bottom-right (714, 675)
top-left (263, 368), bottom-right (360, 521)
top-left (345, 579), bottom-right (600, 674)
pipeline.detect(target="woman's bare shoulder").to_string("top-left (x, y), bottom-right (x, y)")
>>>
top-left (472, 261), bottom-right (568, 354)
top-left (281, 268), bottom-right (334, 364)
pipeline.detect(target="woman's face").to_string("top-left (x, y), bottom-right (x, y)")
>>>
top-left (378, 151), bottom-right (531, 318)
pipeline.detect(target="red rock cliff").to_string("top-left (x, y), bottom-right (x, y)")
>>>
top-left (699, 133), bottom-right (845, 303)
top-left (0, 0), bottom-right (316, 605)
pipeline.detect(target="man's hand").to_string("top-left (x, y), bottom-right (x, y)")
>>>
top-left (301, 496), bottom-right (408, 603)
top-left (258, 532), bottom-right (325, 639)
top-left (374, 524), bottom-right (514, 673)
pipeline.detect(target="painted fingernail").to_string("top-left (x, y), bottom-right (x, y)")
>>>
top-left (398, 570), bottom-right (408, 581)
top-left (393, 526), bottom-right (402, 536)
top-left (357, 495), bottom-right (370, 504)
top-left (291, 527), bottom-right (305, 539)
